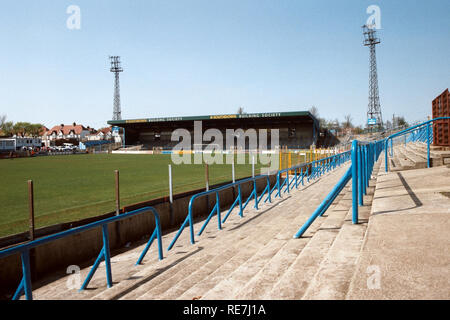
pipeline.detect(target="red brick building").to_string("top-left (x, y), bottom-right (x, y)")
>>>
top-left (432, 89), bottom-right (450, 147)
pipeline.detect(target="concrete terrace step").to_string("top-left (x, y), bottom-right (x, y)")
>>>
top-left (155, 172), bottom-right (351, 300)
top-left (389, 142), bottom-right (442, 171)
top-left (397, 145), bottom-right (427, 169)
top-left (301, 161), bottom-right (380, 300)
top-left (32, 194), bottom-right (289, 300)
top-left (403, 144), bottom-right (428, 160)
top-left (392, 142), bottom-right (450, 169)
top-left (108, 166), bottom-right (351, 300)
top-left (106, 166), bottom-right (349, 301)
top-left (200, 160), bottom-right (381, 300)
top-left (428, 150), bottom-right (450, 166)
top-left (409, 142), bottom-right (450, 165)
top-left (390, 156), bottom-right (402, 172)
top-left (302, 169), bottom-right (379, 299)
top-left (125, 204), bottom-right (300, 300)
top-left (393, 147), bottom-right (415, 169)
top-left (412, 142), bottom-right (450, 152)
top-left (233, 188), bottom-right (353, 300)
top-left (195, 190), bottom-right (351, 300)
top-left (29, 182), bottom-right (288, 299)
top-left (403, 144), bottom-right (443, 167)
top-left (301, 211), bottom-right (365, 299)
top-left (265, 160), bottom-right (381, 300)
top-left (27, 164), bottom-right (351, 300)
top-left (108, 178), bottom-right (339, 300)
top-left (264, 207), bottom-right (352, 299)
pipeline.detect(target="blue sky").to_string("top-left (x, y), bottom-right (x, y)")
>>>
top-left (0, 0), bottom-right (449, 129)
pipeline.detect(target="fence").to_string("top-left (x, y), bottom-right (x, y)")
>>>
top-left (168, 150), bottom-right (352, 250)
top-left (167, 174), bottom-right (274, 251)
top-left (0, 148), bottom-right (352, 300)
top-left (0, 206), bottom-right (163, 300)
top-left (277, 146), bottom-right (343, 171)
top-left (293, 139), bottom-right (384, 238)
top-left (294, 118), bottom-right (450, 238)
top-left (385, 117), bottom-right (450, 172)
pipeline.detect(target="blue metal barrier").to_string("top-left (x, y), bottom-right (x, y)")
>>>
top-left (1, 148), bottom-right (353, 299)
top-left (385, 117), bottom-right (450, 172)
top-left (293, 166), bottom-right (352, 238)
top-left (271, 151), bottom-right (351, 199)
top-left (294, 140), bottom-right (384, 238)
top-left (167, 174), bottom-right (274, 251)
top-left (0, 206), bottom-right (163, 300)
top-left (167, 150), bottom-right (351, 249)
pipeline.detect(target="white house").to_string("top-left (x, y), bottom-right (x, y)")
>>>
top-left (87, 127), bottom-right (121, 142)
top-left (42, 123), bottom-right (92, 147)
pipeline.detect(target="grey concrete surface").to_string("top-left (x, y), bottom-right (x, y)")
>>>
top-left (346, 163), bottom-right (450, 299)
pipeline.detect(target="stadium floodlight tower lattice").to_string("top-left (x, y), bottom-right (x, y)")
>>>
top-left (109, 56), bottom-right (123, 121)
top-left (362, 24), bottom-right (383, 131)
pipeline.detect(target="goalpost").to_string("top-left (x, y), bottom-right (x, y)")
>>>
top-left (193, 144), bottom-right (222, 153)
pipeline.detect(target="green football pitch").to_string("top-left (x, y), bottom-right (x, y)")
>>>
top-left (0, 153), bottom-right (270, 237)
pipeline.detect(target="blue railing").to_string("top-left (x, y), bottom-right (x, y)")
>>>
top-left (385, 117), bottom-right (450, 171)
top-left (350, 140), bottom-right (385, 221)
top-left (295, 118), bottom-right (450, 238)
top-left (168, 150), bottom-right (352, 250)
top-left (269, 151), bottom-right (351, 198)
top-left (0, 206), bottom-right (163, 300)
top-left (294, 139), bottom-right (384, 238)
top-left (167, 174), bottom-right (274, 251)
top-left (0, 148), bottom-right (354, 300)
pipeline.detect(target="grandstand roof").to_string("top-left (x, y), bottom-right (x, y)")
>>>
top-left (107, 111), bottom-right (317, 126)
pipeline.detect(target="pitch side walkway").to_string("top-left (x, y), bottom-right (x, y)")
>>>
top-left (346, 161), bottom-right (450, 299)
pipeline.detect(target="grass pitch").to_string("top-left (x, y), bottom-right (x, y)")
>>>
top-left (0, 153), bottom-right (268, 237)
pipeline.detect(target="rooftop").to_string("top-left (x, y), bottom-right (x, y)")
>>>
top-left (107, 110), bottom-right (317, 126)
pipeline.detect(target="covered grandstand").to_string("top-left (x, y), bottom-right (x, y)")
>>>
top-left (107, 111), bottom-right (339, 150)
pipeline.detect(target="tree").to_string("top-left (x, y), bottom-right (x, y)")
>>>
top-left (13, 122), bottom-right (28, 136)
top-left (319, 118), bottom-right (328, 129)
top-left (309, 106), bottom-right (330, 130)
top-left (309, 106), bottom-right (319, 118)
top-left (353, 126), bottom-right (364, 134)
top-left (237, 106), bottom-right (245, 115)
top-left (397, 116), bottom-right (408, 128)
top-left (1, 121), bottom-right (14, 136)
top-left (385, 120), bottom-right (392, 130)
top-left (343, 114), bottom-right (353, 129)
top-left (0, 117), bottom-right (44, 137)
top-left (28, 123), bottom-right (44, 136)
top-left (0, 114), bottom-right (6, 135)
